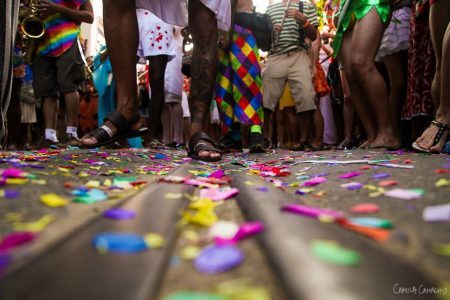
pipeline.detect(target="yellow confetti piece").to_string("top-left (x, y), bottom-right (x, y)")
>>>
top-left (31, 179), bottom-right (47, 185)
top-left (181, 230), bottom-right (200, 242)
top-left (103, 179), bottom-right (112, 187)
top-left (189, 198), bottom-right (217, 211)
top-left (435, 178), bottom-right (450, 188)
top-left (58, 167), bottom-right (70, 173)
top-left (433, 243), bottom-right (450, 258)
top-left (144, 233), bottom-right (165, 248)
top-left (78, 172), bottom-right (89, 177)
top-left (318, 215), bottom-right (336, 223)
top-left (5, 212), bottom-right (22, 223)
top-left (364, 185), bottom-right (378, 191)
top-left (180, 246), bottom-right (201, 260)
top-left (13, 215), bottom-right (55, 232)
top-left (6, 178), bottom-right (29, 185)
top-left (165, 193), bottom-right (184, 199)
top-left (245, 181), bottom-right (254, 186)
top-left (85, 180), bottom-right (101, 188)
top-left (40, 193), bottom-right (69, 207)
top-left (182, 210), bottom-right (218, 227)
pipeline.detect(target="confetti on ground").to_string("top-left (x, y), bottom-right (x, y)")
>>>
top-left (423, 203), bottom-right (450, 222)
top-left (103, 208), bottom-right (137, 220)
top-left (194, 245), bottom-right (244, 274)
top-left (311, 240), bottom-right (361, 266)
top-left (350, 203), bottom-right (380, 214)
top-left (40, 193), bottom-right (69, 207)
top-left (93, 232), bottom-right (149, 254)
top-left (384, 188), bottom-right (424, 200)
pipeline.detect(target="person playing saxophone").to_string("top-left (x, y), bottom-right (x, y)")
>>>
top-left (32, 0), bottom-right (93, 148)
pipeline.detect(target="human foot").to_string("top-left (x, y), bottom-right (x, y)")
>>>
top-left (80, 112), bottom-right (147, 148)
top-left (188, 131), bottom-right (222, 162)
top-left (368, 134), bottom-right (402, 150)
top-left (414, 119), bottom-right (450, 153)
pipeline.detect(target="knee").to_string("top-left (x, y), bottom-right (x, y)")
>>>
top-left (350, 56), bottom-right (372, 77)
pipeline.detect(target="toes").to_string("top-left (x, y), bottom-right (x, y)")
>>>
top-left (198, 150), bottom-right (210, 158)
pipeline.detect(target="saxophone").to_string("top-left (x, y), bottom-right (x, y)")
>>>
top-left (21, 0), bottom-right (45, 64)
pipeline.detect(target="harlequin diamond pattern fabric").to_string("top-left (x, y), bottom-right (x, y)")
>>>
top-left (215, 24), bottom-right (264, 133)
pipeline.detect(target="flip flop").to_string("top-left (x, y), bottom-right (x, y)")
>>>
top-left (368, 145), bottom-right (401, 151)
top-left (412, 120), bottom-right (450, 153)
top-left (188, 131), bottom-right (223, 162)
top-left (81, 111), bottom-right (147, 149)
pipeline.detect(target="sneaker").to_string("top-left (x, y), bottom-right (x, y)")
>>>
top-left (248, 133), bottom-right (266, 153)
top-left (58, 134), bottom-right (80, 148)
top-left (216, 134), bottom-right (243, 152)
top-left (336, 138), bottom-right (358, 150)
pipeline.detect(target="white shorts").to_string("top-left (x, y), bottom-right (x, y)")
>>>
top-left (135, 0), bottom-right (231, 31)
top-left (137, 8), bottom-right (175, 59)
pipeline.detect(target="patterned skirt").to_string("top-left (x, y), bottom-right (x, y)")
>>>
top-left (215, 24), bottom-right (264, 133)
top-left (402, 1), bottom-right (435, 120)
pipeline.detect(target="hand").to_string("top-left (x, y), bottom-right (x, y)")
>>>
top-left (273, 24), bottom-right (282, 34)
top-left (36, 0), bottom-right (60, 16)
top-left (285, 8), bottom-right (307, 24)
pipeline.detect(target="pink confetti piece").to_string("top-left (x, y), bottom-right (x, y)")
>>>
top-left (208, 170), bottom-right (225, 179)
top-left (199, 188), bottom-right (239, 201)
top-left (378, 180), bottom-right (398, 187)
top-left (338, 171), bottom-right (362, 179)
top-left (384, 188), bottom-right (423, 200)
top-left (281, 203), bottom-right (343, 219)
top-left (302, 177), bottom-right (327, 187)
top-left (0, 232), bottom-right (37, 252)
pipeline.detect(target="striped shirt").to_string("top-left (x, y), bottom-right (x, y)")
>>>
top-left (37, 0), bottom-right (86, 57)
top-left (266, 1), bottom-right (319, 56)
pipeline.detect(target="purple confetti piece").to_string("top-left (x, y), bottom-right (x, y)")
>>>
top-left (103, 208), bottom-right (137, 220)
top-left (372, 173), bottom-right (390, 179)
top-left (256, 187), bottom-right (269, 192)
top-left (338, 171), bottom-right (362, 179)
top-left (4, 190), bottom-right (20, 199)
top-left (341, 182), bottom-right (363, 190)
top-left (194, 245), bottom-right (244, 274)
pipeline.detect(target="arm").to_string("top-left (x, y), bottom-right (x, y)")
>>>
top-left (37, 0), bottom-right (94, 24)
top-left (310, 29), bottom-right (321, 63)
top-left (285, 8), bottom-right (317, 41)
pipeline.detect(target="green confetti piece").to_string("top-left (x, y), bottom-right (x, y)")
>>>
top-left (163, 292), bottom-right (225, 300)
top-left (311, 240), bottom-right (361, 266)
top-left (433, 243), bottom-right (450, 258)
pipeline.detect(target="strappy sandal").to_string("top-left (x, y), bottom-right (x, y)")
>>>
top-left (81, 111), bottom-right (147, 149)
top-left (188, 131), bottom-right (223, 162)
top-left (412, 120), bottom-right (450, 153)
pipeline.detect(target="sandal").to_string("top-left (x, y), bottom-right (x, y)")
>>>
top-left (188, 131), bottom-right (223, 162)
top-left (81, 111), bottom-right (147, 149)
top-left (148, 139), bottom-right (165, 149)
top-left (412, 120), bottom-right (450, 153)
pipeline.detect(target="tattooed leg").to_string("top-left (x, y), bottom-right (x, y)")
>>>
top-left (188, 0), bottom-right (220, 158)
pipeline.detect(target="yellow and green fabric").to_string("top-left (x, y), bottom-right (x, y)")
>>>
top-left (215, 24), bottom-right (264, 134)
top-left (333, 0), bottom-right (391, 57)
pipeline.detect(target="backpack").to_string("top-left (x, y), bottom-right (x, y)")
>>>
top-left (234, 12), bottom-right (273, 52)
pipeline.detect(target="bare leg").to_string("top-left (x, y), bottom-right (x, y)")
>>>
top-left (298, 110), bottom-right (314, 144)
top-left (417, 21), bottom-right (450, 152)
top-left (382, 52), bottom-right (407, 138)
top-left (81, 0), bottom-right (142, 146)
top-left (350, 9), bottom-right (400, 148)
top-left (340, 30), bottom-right (376, 146)
top-left (285, 107), bottom-right (298, 146)
top-left (340, 68), bottom-right (355, 142)
top-left (63, 91), bottom-right (79, 127)
top-left (183, 117), bottom-right (191, 145)
top-left (429, 1), bottom-right (450, 109)
top-left (43, 96), bottom-right (58, 130)
top-left (312, 105), bottom-right (324, 148)
top-left (171, 102), bottom-right (184, 144)
top-left (6, 79), bottom-right (22, 148)
top-left (188, 0), bottom-right (220, 159)
top-left (148, 55), bottom-right (168, 142)
top-left (263, 108), bottom-right (273, 143)
top-left (162, 104), bottom-right (172, 145)
top-left (275, 108), bottom-right (285, 147)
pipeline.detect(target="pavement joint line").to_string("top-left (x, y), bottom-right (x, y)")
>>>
top-left (225, 163), bottom-right (437, 300)
top-left (0, 163), bottom-right (195, 300)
